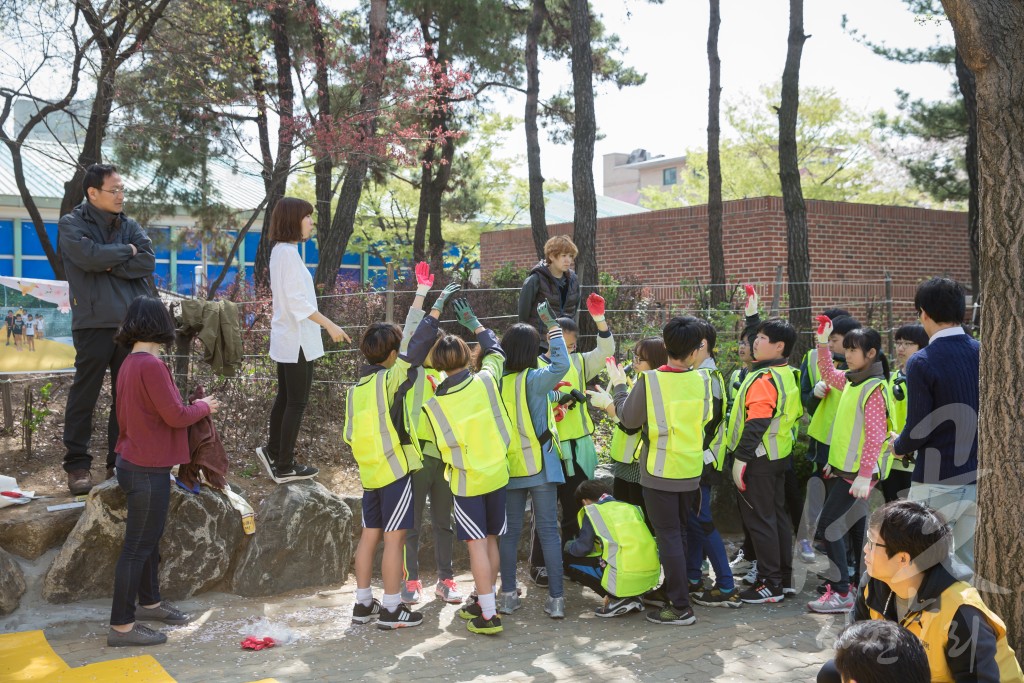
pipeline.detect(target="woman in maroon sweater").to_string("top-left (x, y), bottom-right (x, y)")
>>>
top-left (107, 296), bottom-right (221, 647)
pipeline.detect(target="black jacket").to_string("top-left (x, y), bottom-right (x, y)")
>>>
top-left (517, 262), bottom-right (580, 336)
top-left (58, 201), bottom-right (155, 330)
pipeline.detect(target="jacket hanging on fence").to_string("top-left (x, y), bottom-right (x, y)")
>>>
top-left (178, 385), bottom-right (230, 491)
top-left (177, 299), bottom-right (243, 376)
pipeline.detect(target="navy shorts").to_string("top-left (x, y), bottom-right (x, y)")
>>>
top-left (453, 488), bottom-right (507, 541)
top-left (362, 474), bottom-right (414, 532)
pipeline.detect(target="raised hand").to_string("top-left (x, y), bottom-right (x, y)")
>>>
top-left (453, 299), bottom-right (481, 331)
top-left (537, 301), bottom-right (558, 329)
top-left (605, 356), bottom-right (627, 387)
top-left (815, 315), bottom-right (833, 345)
top-left (744, 284), bottom-right (759, 317)
top-left (586, 293), bottom-right (606, 322)
top-left (586, 386), bottom-right (614, 411)
top-left (432, 282), bottom-right (461, 312)
top-left (415, 261), bottom-right (433, 296)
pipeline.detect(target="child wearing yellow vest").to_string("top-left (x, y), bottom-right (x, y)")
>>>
top-left (808, 320), bottom-right (894, 614)
top-left (420, 299), bottom-right (513, 635)
top-left (816, 500), bottom-right (1024, 683)
top-left (882, 323), bottom-right (929, 503)
top-left (399, 263), bottom-right (462, 605)
top-left (343, 281), bottom-right (460, 630)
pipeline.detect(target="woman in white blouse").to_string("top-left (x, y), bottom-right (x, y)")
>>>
top-left (255, 197), bottom-right (351, 483)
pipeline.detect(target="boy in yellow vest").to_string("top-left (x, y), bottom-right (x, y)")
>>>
top-left (563, 479), bottom-right (660, 618)
top-left (817, 500), bottom-right (1024, 682)
top-left (343, 282), bottom-right (460, 630)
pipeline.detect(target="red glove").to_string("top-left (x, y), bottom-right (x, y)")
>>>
top-left (744, 284), bottom-right (756, 298)
top-left (553, 404), bottom-right (567, 422)
top-left (743, 285), bottom-right (758, 317)
top-left (414, 261), bottom-right (433, 296)
top-left (553, 380), bottom-right (572, 392)
top-left (241, 636), bottom-right (276, 651)
top-left (586, 293), bottom-right (606, 321)
top-left (815, 315), bottom-right (833, 344)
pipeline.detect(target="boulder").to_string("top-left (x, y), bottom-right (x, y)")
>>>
top-left (43, 479), bottom-right (247, 603)
top-left (230, 481), bottom-right (352, 596)
top-left (0, 546), bottom-right (26, 615)
top-left (0, 500), bottom-right (83, 560)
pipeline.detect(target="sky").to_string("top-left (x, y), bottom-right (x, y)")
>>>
top-left (484, 0), bottom-right (957, 188)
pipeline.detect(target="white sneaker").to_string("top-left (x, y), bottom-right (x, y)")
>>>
top-left (498, 591), bottom-right (521, 614)
top-left (729, 549), bottom-right (751, 572)
top-left (401, 580), bottom-right (422, 604)
top-left (807, 585), bottom-right (854, 614)
top-left (742, 561), bottom-right (758, 585)
top-left (435, 579), bottom-right (463, 604)
top-left (798, 539), bottom-right (815, 563)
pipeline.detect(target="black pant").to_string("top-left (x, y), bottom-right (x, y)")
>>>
top-left (816, 476), bottom-right (868, 594)
top-left (531, 441), bottom-right (589, 568)
top-left (110, 467), bottom-right (170, 625)
top-left (63, 328), bottom-right (129, 472)
top-left (783, 461), bottom-right (803, 535)
top-left (613, 477), bottom-right (655, 534)
top-left (737, 457), bottom-right (792, 587)
top-left (267, 350), bottom-right (315, 471)
top-left (563, 550), bottom-right (610, 598)
top-left (880, 468), bottom-right (913, 503)
top-left (643, 486), bottom-right (700, 611)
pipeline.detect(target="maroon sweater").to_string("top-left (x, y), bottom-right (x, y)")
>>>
top-left (115, 352), bottom-right (210, 468)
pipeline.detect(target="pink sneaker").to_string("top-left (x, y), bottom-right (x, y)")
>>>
top-left (435, 578), bottom-right (464, 604)
top-left (807, 585), bottom-right (854, 614)
top-left (401, 580), bottom-right (423, 604)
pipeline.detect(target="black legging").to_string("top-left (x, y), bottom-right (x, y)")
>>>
top-left (110, 467), bottom-right (170, 626)
top-left (267, 349), bottom-right (315, 471)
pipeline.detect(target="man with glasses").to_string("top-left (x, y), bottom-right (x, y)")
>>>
top-left (58, 163), bottom-right (155, 494)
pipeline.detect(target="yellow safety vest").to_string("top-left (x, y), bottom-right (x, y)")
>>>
top-left (807, 348), bottom-right (843, 444)
top-left (500, 370), bottom-right (562, 477)
top-left (699, 367), bottom-right (728, 471)
top-left (540, 353), bottom-right (594, 440)
top-left (727, 365), bottom-right (803, 460)
top-left (404, 367), bottom-right (445, 457)
top-left (422, 373), bottom-right (513, 496)
top-left (643, 369), bottom-right (711, 480)
top-left (888, 370), bottom-right (913, 472)
top-left (577, 500), bottom-right (660, 598)
top-left (725, 367), bottom-right (743, 415)
top-left (344, 370), bottom-right (423, 489)
top-left (827, 377), bottom-right (895, 480)
top-left (864, 582), bottom-right (1024, 683)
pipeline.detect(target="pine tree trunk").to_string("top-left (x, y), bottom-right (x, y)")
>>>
top-left (940, 0), bottom-right (1024, 655)
top-left (707, 0), bottom-right (726, 307)
top-left (954, 51), bottom-right (981, 306)
top-left (778, 0), bottom-right (811, 362)
top-left (568, 0), bottom-right (598, 346)
top-left (525, 0), bottom-right (549, 261)
top-left (314, 0), bottom-right (389, 290)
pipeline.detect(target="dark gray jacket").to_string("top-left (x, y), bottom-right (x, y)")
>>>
top-left (58, 201), bottom-right (155, 330)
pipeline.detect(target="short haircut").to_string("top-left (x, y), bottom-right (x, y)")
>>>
top-left (894, 323), bottom-right (929, 349)
top-left (556, 317), bottom-right (578, 334)
top-left (83, 163), bottom-right (118, 195)
top-left (914, 277), bottom-right (966, 324)
top-left (114, 296), bottom-right (175, 346)
top-left (823, 307), bottom-right (851, 319)
top-left (662, 316), bottom-right (703, 361)
top-left (430, 334), bottom-right (472, 373)
top-left (360, 322), bottom-right (402, 365)
top-left (756, 318), bottom-right (797, 358)
top-left (696, 318), bottom-right (717, 359)
top-left (501, 323), bottom-right (541, 374)
top-left (844, 327), bottom-right (890, 377)
top-left (544, 235), bottom-right (578, 261)
top-left (267, 196), bottom-right (314, 243)
top-left (870, 500), bottom-right (952, 571)
top-left (575, 479), bottom-right (611, 507)
top-left (632, 337), bottom-right (667, 368)
top-left (833, 621), bottom-right (929, 683)
top-left (830, 315), bottom-right (862, 338)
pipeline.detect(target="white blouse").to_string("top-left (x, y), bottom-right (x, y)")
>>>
top-left (269, 242), bottom-right (324, 363)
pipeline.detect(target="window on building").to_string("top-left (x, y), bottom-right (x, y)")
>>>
top-left (663, 167), bottom-right (678, 186)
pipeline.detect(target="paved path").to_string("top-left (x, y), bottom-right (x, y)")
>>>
top-left (11, 564), bottom-right (845, 683)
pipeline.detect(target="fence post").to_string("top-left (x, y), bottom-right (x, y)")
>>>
top-left (884, 270), bottom-right (894, 359)
top-left (769, 265), bottom-right (784, 317)
top-left (22, 385), bottom-right (32, 455)
top-left (1, 381), bottom-right (11, 434)
top-left (385, 262), bottom-right (395, 324)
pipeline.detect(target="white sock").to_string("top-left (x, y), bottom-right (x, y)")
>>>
top-left (382, 592), bottom-right (402, 611)
top-left (478, 592), bottom-right (497, 619)
top-left (356, 587), bottom-right (373, 607)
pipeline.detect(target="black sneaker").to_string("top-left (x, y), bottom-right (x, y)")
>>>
top-left (458, 600), bottom-right (482, 621)
top-left (595, 597), bottom-right (644, 618)
top-left (274, 464), bottom-right (319, 483)
top-left (645, 605), bottom-right (697, 625)
top-left (692, 585), bottom-right (743, 609)
top-left (529, 566), bottom-right (549, 587)
top-left (107, 623), bottom-right (167, 647)
top-left (466, 613), bottom-right (503, 635)
top-left (641, 585), bottom-right (669, 608)
top-left (377, 603), bottom-right (423, 630)
top-left (739, 580), bottom-right (785, 604)
top-left (352, 598), bottom-right (382, 624)
top-left (254, 446), bottom-right (276, 480)
top-left (134, 602), bottom-right (191, 625)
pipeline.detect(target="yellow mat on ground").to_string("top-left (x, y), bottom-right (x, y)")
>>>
top-left (41, 654), bottom-right (175, 682)
top-left (0, 630), bottom-right (70, 681)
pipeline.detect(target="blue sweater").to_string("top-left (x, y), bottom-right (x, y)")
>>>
top-left (892, 333), bottom-right (979, 485)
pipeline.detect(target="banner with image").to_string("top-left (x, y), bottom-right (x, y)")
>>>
top-left (0, 277), bottom-right (76, 374)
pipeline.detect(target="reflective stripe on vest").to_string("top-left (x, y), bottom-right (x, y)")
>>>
top-left (542, 353), bottom-right (594, 440)
top-left (577, 501), bottom-right (660, 598)
top-left (807, 349), bottom-right (843, 443)
top-left (803, 347), bottom-right (822, 386)
top-left (700, 368), bottom-right (728, 470)
top-left (500, 370), bottom-right (556, 477)
top-left (644, 370), bottom-right (710, 479)
top-left (827, 378), bottom-right (895, 479)
top-left (423, 374), bottom-right (512, 496)
top-left (343, 371), bottom-right (412, 489)
top-left (727, 365), bottom-right (803, 460)
top-left (609, 423), bottom-right (643, 464)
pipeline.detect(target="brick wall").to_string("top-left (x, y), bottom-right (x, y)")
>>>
top-left (480, 196), bottom-right (970, 325)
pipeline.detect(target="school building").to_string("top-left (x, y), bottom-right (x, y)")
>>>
top-left (479, 196), bottom-right (971, 323)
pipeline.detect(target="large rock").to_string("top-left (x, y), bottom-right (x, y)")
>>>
top-left (0, 546), bottom-right (26, 615)
top-left (0, 500), bottom-right (83, 560)
top-left (43, 479), bottom-right (246, 603)
top-left (230, 481), bottom-right (352, 596)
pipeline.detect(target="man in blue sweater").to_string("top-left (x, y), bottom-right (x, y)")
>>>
top-left (891, 277), bottom-right (979, 577)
